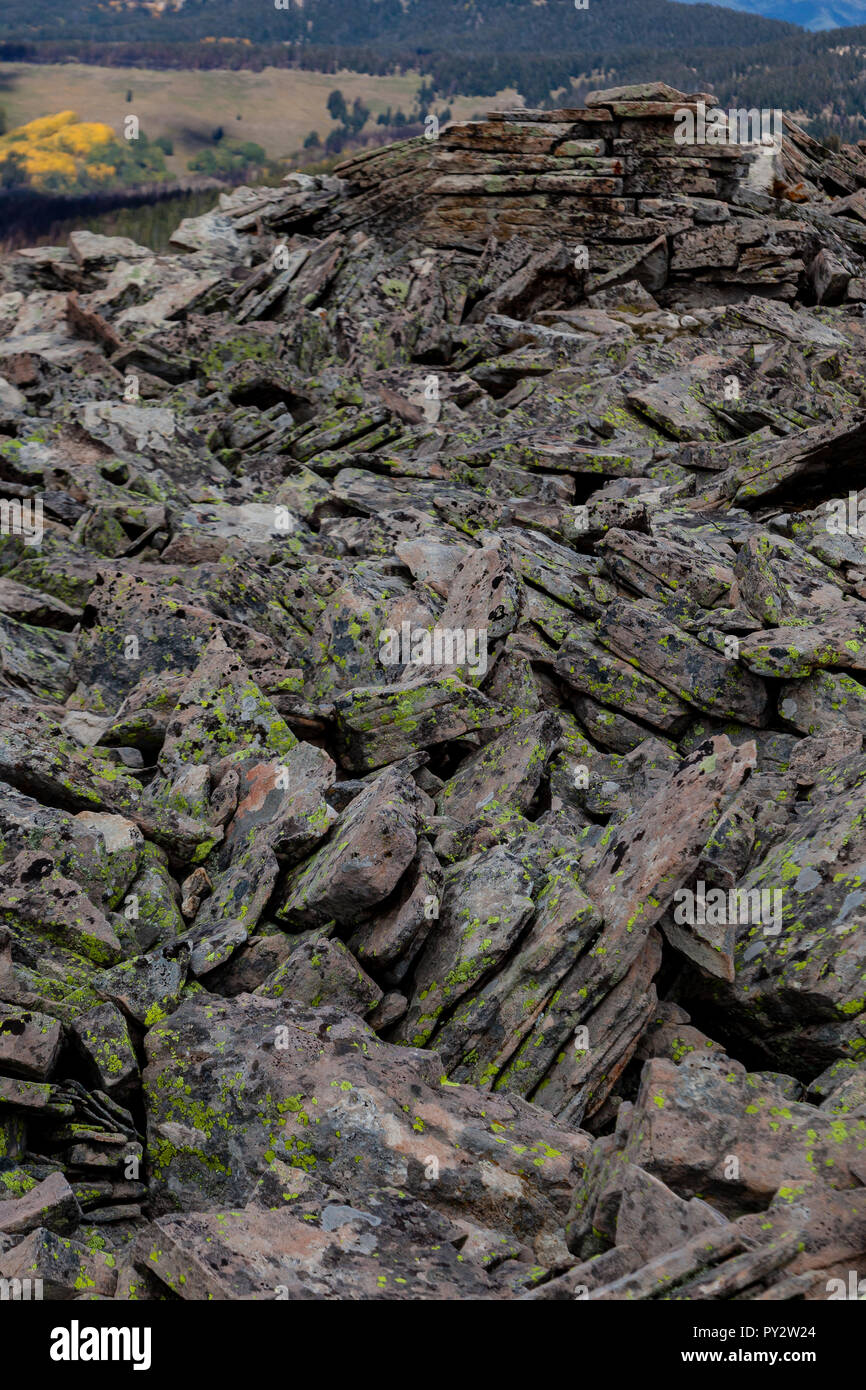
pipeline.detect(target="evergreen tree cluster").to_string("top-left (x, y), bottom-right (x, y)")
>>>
top-left (2, 0), bottom-right (866, 135)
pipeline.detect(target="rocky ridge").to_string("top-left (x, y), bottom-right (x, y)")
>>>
top-left (0, 80), bottom-right (865, 1300)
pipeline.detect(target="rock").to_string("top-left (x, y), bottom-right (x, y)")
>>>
top-left (333, 677), bottom-right (503, 772)
top-left (808, 248), bottom-right (851, 304)
top-left (778, 670), bottom-right (866, 736)
top-left (393, 846), bottom-right (535, 1049)
top-left (277, 766), bottom-right (419, 928)
top-left (349, 837), bottom-right (443, 973)
top-left (0, 852), bottom-right (124, 965)
top-left (598, 600), bottom-right (769, 724)
top-left (0, 1226), bottom-right (116, 1298)
top-left (155, 634), bottom-right (297, 783)
top-left (555, 626), bottom-right (691, 733)
top-left (689, 749), bottom-right (866, 1068)
top-left (92, 948), bottom-right (189, 1028)
top-left (5, 78), bottom-right (866, 1300)
top-left (141, 1188), bottom-right (499, 1300)
top-left (169, 212), bottom-right (249, 260)
top-left (0, 711), bottom-right (222, 863)
top-left (584, 736), bottom-right (756, 939)
top-left (71, 1003), bottom-right (140, 1096)
top-left (207, 933), bottom-right (294, 997)
top-left (740, 611), bottom-right (866, 678)
top-left (124, 843), bottom-right (185, 953)
top-left (0, 1171), bottom-right (81, 1237)
top-left (367, 991), bottom-right (408, 1030)
top-left (427, 851), bottom-right (602, 1088)
top-left (435, 710), bottom-right (561, 825)
top-left (67, 231), bottom-right (151, 268)
top-left (143, 993), bottom-right (589, 1236)
top-left (0, 375), bottom-right (28, 412)
top-left (255, 935), bottom-right (382, 1017)
top-left (621, 1056), bottom-right (866, 1205)
top-left (0, 1003), bottom-right (63, 1080)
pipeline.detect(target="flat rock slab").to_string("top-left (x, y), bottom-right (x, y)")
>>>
top-left (143, 993), bottom-right (589, 1240)
top-left (598, 598), bottom-right (769, 724)
top-left (145, 1190), bottom-right (500, 1300)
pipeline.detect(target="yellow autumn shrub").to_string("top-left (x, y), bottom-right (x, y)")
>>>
top-left (55, 122), bottom-right (117, 157)
top-left (18, 148), bottom-right (78, 180)
top-left (6, 110), bottom-right (79, 142)
top-left (0, 111), bottom-right (159, 192)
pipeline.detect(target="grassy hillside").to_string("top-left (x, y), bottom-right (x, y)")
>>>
top-left (0, 63), bottom-right (495, 174)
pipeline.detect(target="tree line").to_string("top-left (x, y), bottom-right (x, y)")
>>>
top-left (3, 0), bottom-right (866, 135)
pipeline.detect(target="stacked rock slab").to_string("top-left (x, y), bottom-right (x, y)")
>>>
top-left (314, 79), bottom-right (866, 308)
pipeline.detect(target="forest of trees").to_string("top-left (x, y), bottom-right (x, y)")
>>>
top-left (0, 0), bottom-right (796, 51)
top-left (3, 0), bottom-right (866, 145)
top-left (1, 0), bottom-right (866, 134)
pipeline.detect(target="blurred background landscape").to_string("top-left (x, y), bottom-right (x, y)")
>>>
top-left (4, 0), bottom-right (866, 248)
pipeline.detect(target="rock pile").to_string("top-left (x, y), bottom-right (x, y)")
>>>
top-left (0, 80), bottom-right (865, 1300)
